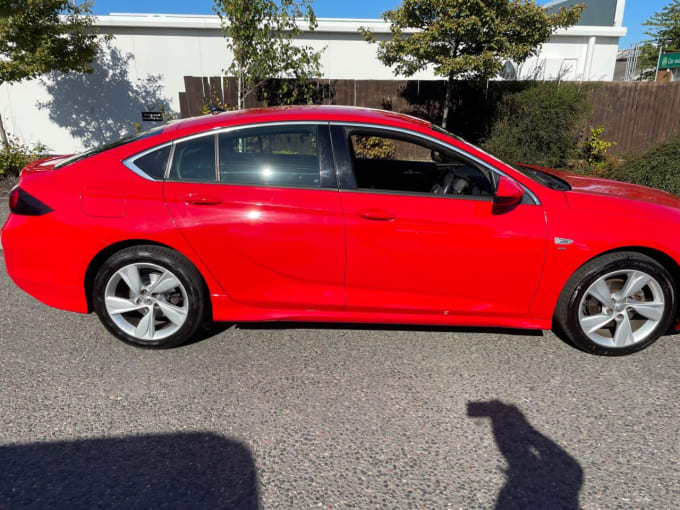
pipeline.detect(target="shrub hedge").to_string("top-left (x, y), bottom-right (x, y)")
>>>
top-left (0, 137), bottom-right (49, 177)
top-left (607, 135), bottom-right (680, 195)
top-left (482, 82), bottom-right (592, 169)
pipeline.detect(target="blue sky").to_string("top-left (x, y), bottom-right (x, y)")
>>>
top-left (91, 0), bottom-right (669, 49)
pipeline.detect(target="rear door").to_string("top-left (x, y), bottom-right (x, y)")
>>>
top-left (163, 123), bottom-right (346, 310)
top-left (332, 124), bottom-right (547, 317)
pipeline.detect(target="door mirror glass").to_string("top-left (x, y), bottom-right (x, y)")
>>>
top-left (493, 176), bottom-right (524, 209)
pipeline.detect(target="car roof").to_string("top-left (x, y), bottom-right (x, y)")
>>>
top-left (169, 105), bottom-right (433, 137)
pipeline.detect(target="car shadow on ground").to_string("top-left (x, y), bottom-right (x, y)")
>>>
top-left (182, 321), bottom-right (544, 348)
top-left (230, 322), bottom-right (543, 336)
top-left (468, 400), bottom-right (583, 510)
top-left (0, 432), bottom-right (259, 509)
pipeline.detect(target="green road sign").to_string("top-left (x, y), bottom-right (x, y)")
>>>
top-left (659, 52), bottom-right (680, 69)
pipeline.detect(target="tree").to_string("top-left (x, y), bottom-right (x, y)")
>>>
top-left (0, 1), bottom-right (101, 149)
top-left (213, 0), bottom-right (323, 110)
top-left (638, 1), bottom-right (680, 81)
top-left (644, 0), bottom-right (680, 51)
top-left (361, 0), bottom-right (584, 128)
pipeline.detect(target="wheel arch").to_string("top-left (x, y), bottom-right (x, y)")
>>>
top-left (596, 246), bottom-right (680, 295)
top-left (554, 245), bottom-right (680, 323)
top-left (84, 239), bottom-right (213, 321)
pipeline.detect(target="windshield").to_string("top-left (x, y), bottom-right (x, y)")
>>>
top-left (431, 124), bottom-right (571, 191)
top-left (55, 126), bottom-right (165, 169)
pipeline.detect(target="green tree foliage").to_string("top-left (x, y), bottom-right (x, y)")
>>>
top-left (644, 0), bottom-right (680, 52)
top-left (361, 0), bottom-right (584, 128)
top-left (608, 135), bottom-right (680, 196)
top-left (636, 1), bottom-right (680, 81)
top-left (0, 0), bottom-right (101, 149)
top-left (0, 135), bottom-right (49, 177)
top-left (482, 82), bottom-right (592, 168)
top-left (353, 136), bottom-right (396, 159)
top-left (213, 0), bottom-right (323, 109)
top-left (636, 42), bottom-right (662, 81)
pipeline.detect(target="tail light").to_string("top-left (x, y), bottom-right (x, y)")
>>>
top-left (8, 187), bottom-right (53, 216)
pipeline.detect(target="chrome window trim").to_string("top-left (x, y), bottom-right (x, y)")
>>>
top-left (122, 141), bottom-right (173, 181)
top-left (166, 121), bottom-right (330, 188)
top-left (331, 121), bottom-right (541, 206)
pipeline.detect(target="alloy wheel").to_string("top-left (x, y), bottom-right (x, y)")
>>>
top-left (578, 269), bottom-right (666, 348)
top-left (104, 263), bottom-right (189, 341)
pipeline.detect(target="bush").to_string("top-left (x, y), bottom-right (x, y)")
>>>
top-left (607, 135), bottom-right (680, 195)
top-left (482, 82), bottom-right (592, 168)
top-left (0, 136), bottom-right (50, 177)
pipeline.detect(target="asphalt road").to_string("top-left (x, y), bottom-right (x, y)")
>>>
top-left (1, 200), bottom-right (679, 509)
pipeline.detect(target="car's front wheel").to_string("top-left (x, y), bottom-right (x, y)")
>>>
top-left (554, 251), bottom-right (677, 356)
top-left (93, 245), bottom-right (207, 348)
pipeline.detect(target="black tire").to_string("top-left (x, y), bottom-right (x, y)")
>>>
top-left (92, 245), bottom-right (208, 349)
top-left (554, 251), bottom-right (676, 356)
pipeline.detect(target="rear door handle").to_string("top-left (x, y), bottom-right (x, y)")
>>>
top-left (358, 208), bottom-right (396, 221)
top-left (183, 194), bottom-right (222, 205)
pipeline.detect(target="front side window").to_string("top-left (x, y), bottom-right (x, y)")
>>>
top-left (348, 131), bottom-right (493, 197)
top-left (218, 125), bottom-right (321, 188)
top-left (168, 135), bottom-right (216, 182)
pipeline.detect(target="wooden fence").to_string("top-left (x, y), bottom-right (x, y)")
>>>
top-left (179, 76), bottom-right (680, 156)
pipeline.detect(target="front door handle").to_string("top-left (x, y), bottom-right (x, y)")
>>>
top-left (183, 194), bottom-right (222, 206)
top-left (358, 208), bottom-right (396, 221)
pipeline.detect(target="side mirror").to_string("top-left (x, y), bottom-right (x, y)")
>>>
top-left (493, 176), bottom-right (524, 210)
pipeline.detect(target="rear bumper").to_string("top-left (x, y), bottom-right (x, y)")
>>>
top-left (2, 213), bottom-right (93, 314)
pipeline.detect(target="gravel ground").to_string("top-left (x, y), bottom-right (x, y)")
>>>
top-left (1, 202), bottom-right (679, 509)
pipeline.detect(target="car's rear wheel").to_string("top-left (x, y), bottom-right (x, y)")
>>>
top-left (93, 245), bottom-right (207, 348)
top-left (554, 252), bottom-right (676, 356)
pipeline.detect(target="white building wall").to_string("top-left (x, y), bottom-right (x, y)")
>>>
top-left (0, 15), bottom-right (626, 153)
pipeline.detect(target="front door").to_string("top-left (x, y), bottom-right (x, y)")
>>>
top-left (164, 123), bottom-right (346, 310)
top-left (333, 125), bottom-right (547, 317)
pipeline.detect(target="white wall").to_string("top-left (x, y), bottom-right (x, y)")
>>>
top-left (0, 15), bottom-right (627, 153)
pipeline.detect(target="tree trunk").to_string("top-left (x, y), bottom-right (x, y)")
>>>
top-left (441, 74), bottom-right (453, 129)
top-left (0, 112), bottom-right (9, 150)
top-left (237, 66), bottom-right (243, 110)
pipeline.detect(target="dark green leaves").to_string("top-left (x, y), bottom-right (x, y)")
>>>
top-left (361, 0), bottom-right (584, 81)
top-left (0, 1), bottom-right (101, 85)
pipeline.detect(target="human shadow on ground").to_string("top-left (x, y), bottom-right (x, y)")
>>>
top-left (37, 41), bottom-right (173, 149)
top-left (468, 400), bottom-right (583, 510)
top-left (0, 432), bottom-right (259, 509)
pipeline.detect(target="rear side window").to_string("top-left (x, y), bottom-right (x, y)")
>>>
top-left (218, 125), bottom-right (321, 187)
top-left (129, 145), bottom-right (171, 179)
top-left (168, 135), bottom-right (216, 182)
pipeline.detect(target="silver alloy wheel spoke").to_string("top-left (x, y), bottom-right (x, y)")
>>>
top-left (106, 296), bottom-right (146, 315)
top-left (589, 279), bottom-right (614, 307)
top-left (119, 265), bottom-right (142, 296)
top-left (629, 302), bottom-right (664, 321)
top-left (149, 270), bottom-right (181, 294)
top-left (580, 313), bottom-right (615, 334)
top-left (578, 269), bottom-right (665, 349)
top-left (104, 262), bottom-right (189, 342)
top-left (135, 308), bottom-right (156, 339)
top-left (614, 315), bottom-right (634, 347)
top-left (618, 271), bottom-right (650, 301)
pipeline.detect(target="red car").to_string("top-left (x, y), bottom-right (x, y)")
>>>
top-left (3, 106), bottom-right (679, 355)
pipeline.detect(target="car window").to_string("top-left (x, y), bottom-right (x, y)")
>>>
top-left (348, 132), bottom-right (493, 197)
top-left (129, 145), bottom-right (171, 180)
top-left (218, 125), bottom-right (321, 188)
top-left (168, 135), bottom-right (216, 182)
